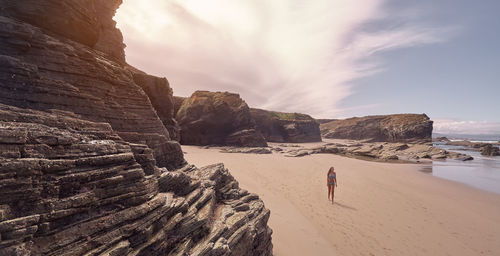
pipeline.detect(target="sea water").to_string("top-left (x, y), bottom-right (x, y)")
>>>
top-left (422, 141), bottom-right (500, 194)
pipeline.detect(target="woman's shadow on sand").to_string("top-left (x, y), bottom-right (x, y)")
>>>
top-left (333, 201), bottom-right (357, 211)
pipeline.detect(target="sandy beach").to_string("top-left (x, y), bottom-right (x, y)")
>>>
top-left (183, 143), bottom-right (500, 256)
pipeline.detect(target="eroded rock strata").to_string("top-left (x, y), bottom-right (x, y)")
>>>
top-left (320, 114), bottom-right (433, 143)
top-left (173, 96), bottom-right (187, 118)
top-left (250, 108), bottom-right (321, 143)
top-left (0, 1), bottom-right (273, 255)
top-left (176, 91), bottom-right (267, 147)
top-left (130, 69), bottom-right (181, 142)
top-left (0, 104), bottom-right (272, 255)
top-left (0, 0), bottom-right (184, 169)
top-left (283, 141), bottom-right (473, 162)
top-left (480, 144), bottom-right (500, 156)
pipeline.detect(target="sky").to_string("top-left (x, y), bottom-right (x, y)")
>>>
top-left (115, 0), bottom-right (500, 135)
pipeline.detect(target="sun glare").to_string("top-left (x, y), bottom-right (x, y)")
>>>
top-left (115, 1), bottom-right (173, 41)
top-left (116, 0), bottom-right (260, 41)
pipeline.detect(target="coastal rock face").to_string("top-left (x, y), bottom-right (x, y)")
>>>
top-left (0, 0), bottom-right (125, 63)
top-left (173, 96), bottom-right (187, 118)
top-left (0, 104), bottom-right (272, 255)
top-left (176, 91), bottom-right (267, 147)
top-left (250, 109), bottom-right (322, 143)
top-left (481, 144), bottom-right (500, 156)
top-left (131, 71), bottom-right (180, 141)
top-left (321, 114), bottom-right (433, 143)
top-left (0, 0), bottom-right (184, 169)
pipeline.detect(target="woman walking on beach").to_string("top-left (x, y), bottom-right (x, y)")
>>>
top-left (327, 167), bottom-right (337, 203)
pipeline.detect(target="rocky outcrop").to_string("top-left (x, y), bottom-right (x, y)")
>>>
top-left (316, 119), bottom-right (336, 124)
top-left (176, 91), bottom-right (267, 147)
top-left (0, 104), bottom-right (272, 255)
top-left (283, 141), bottom-right (473, 162)
top-left (0, 0), bottom-right (125, 63)
top-left (130, 70), bottom-right (180, 141)
top-left (250, 109), bottom-right (322, 143)
top-left (0, 1), bottom-right (273, 255)
top-left (445, 140), bottom-right (490, 149)
top-left (481, 144), bottom-right (500, 156)
top-left (220, 147), bottom-right (273, 154)
top-left (320, 114), bottom-right (433, 143)
top-left (0, 0), bottom-right (184, 169)
top-left (173, 96), bottom-right (187, 118)
top-left (433, 137), bottom-right (450, 142)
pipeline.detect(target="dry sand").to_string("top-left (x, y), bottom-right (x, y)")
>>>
top-left (183, 143), bottom-right (500, 256)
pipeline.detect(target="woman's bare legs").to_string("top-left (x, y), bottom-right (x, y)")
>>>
top-left (331, 187), bottom-right (335, 204)
top-left (327, 185), bottom-right (331, 200)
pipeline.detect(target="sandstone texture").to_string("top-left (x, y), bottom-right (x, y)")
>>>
top-left (0, 104), bottom-right (272, 256)
top-left (0, 0), bottom-right (184, 169)
top-left (176, 91), bottom-right (267, 147)
top-left (321, 114), bottom-right (433, 143)
top-left (130, 69), bottom-right (180, 141)
top-left (0, 1), bottom-right (273, 255)
top-left (250, 109), bottom-right (321, 143)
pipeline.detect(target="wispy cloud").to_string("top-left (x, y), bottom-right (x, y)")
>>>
top-left (434, 119), bottom-right (500, 135)
top-left (115, 0), bottom-right (453, 118)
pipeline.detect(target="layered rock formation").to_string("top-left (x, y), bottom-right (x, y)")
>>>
top-left (481, 144), bottom-right (500, 156)
top-left (438, 140), bottom-right (500, 156)
top-left (173, 96), bottom-right (187, 118)
top-left (0, 0), bottom-right (183, 169)
top-left (0, 104), bottom-right (272, 255)
top-left (250, 109), bottom-right (321, 143)
top-left (176, 91), bottom-right (267, 147)
top-left (0, 1), bottom-right (273, 255)
top-left (321, 114), bottom-right (433, 143)
top-left (130, 69), bottom-right (180, 141)
top-left (282, 141), bottom-right (473, 161)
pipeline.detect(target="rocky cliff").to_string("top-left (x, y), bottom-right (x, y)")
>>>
top-left (320, 114), bottom-right (433, 143)
top-left (173, 96), bottom-right (187, 118)
top-left (0, 104), bottom-right (272, 255)
top-left (0, 0), bottom-right (183, 169)
top-left (176, 91), bottom-right (267, 147)
top-left (0, 1), bottom-right (273, 255)
top-left (130, 68), bottom-right (181, 141)
top-left (250, 109), bottom-right (321, 143)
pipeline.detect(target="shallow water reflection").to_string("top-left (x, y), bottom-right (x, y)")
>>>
top-left (420, 144), bottom-right (500, 194)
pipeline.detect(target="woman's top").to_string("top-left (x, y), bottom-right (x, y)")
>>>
top-left (328, 172), bottom-right (336, 185)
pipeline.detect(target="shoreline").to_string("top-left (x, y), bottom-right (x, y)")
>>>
top-left (183, 145), bottom-right (500, 255)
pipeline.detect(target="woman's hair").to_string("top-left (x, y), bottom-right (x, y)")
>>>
top-left (328, 167), bottom-right (334, 173)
